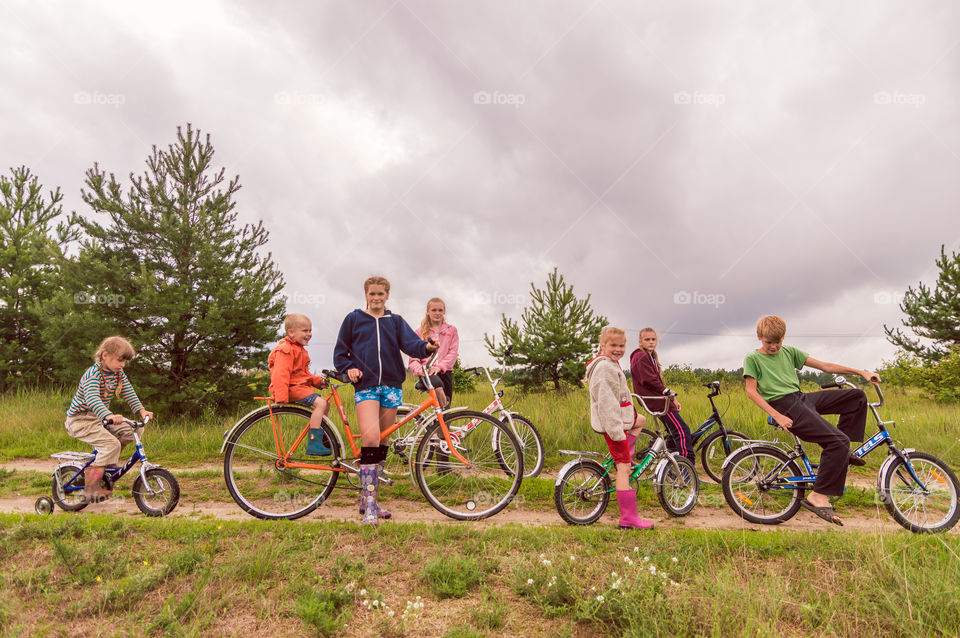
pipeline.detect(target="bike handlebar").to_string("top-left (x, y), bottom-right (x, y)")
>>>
top-left (631, 391), bottom-right (676, 417)
top-left (102, 416), bottom-right (150, 427)
top-left (820, 375), bottom-right (884, 407)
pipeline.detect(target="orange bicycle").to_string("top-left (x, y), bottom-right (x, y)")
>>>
top-left (221, 368), bottom-right (524, 521)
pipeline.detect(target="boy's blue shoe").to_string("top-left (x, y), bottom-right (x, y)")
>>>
top-left (306, 429), bottom-right (332, 456)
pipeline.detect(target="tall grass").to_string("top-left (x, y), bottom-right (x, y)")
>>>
top-left (2, 380), bottom-right (958, 470)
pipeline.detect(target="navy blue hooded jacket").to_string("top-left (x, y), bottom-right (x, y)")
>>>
top-left (333, 309), bottom-right (431, 391)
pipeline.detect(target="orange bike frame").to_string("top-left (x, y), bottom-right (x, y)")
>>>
top-left (253, 383), bottom-right (470, 473)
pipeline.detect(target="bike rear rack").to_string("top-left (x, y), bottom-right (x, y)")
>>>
top-left (50, 451), bottom-right (95, 463)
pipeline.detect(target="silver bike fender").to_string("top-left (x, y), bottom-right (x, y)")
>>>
top-left (876, 448), bottom-right (916, 492)
top-left (719, 442), bottom-right (775, 472)
top-left (555, 457), bottom-right (603, 486)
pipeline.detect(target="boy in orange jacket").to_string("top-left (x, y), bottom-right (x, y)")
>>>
top-left (269, 313), bottom-right (331, 455)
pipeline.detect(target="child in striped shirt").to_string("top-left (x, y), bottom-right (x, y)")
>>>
top-left (64, 336), bottom-right (153, 503)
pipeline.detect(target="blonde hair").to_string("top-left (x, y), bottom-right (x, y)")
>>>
top-left (756, 315), bottom-right (787, 342)
top-left (94, 336), bottom-right (135, 364)
top-left (363, 276), bottom-right (391, 294)
top-left (284, 313), bottom-right (310, 333)
top-left (419, 297), bottom-right (445, 339)
top-left (598, 325), bottom-right (626, 351)
top-left (639, 327), bottom-right (663, 373)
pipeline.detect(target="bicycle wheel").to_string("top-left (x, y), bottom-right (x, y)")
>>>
top-left (554, 459), bottom-right (611, 525)
top-left (655, 456), bottom-right (699, 516)
top-left (223, 406), bottom-right (340, 520)
top-left (496, 413), bottom-right (545, 478)
top-left (880, 451), bottom-right (960, 533)
top-left (51, 463), bottom-right (88, 512)
top-left (413, 410), bottom-right (524, 520)
top-left (699, 429), bottom-right (750, 484)
top-left (722, 445), bottom-right (804, 525)
top-left (383, 405), bottom-right (424, 480)
top-left (132, 468), bottom-right (180, 517)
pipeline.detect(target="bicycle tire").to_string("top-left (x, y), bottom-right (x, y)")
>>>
top-left (655, 456), bottom-right (699, 516)
top-left (699, 429), bottom-right (750, 484)
top-left (495, 413), bottom-right (545, 478)
top-left (554, 459), bottom-right (611, 525)
top-left (223, 405), bottom-right (340, 520)
top-left (383, 405), bottom-right (425, 480)
top-left (722, 445), bottom-right (804, 525)
top-left (132, 468), bottom-right (180, 517)
top-left (51, 463), bottom-right (88, 512)
top-left (880, 451), bottom-right (960, 533)
top-left (412, 410), bottom-right (524, 520)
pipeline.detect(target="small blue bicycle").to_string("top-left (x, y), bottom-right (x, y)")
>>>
top-left (35, 416), bottom-right (180, 517)
top-left (721, 377), bottom-right (959, 533)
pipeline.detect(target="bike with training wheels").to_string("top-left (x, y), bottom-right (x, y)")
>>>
top-left (35, 416), bottom-right (180, 517)
top-left (721, 376), bottom-right (960, 533)
top-left (553, 391), bottom-right (700, 524)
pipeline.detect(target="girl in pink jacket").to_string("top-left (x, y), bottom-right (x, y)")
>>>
top-left (408, 298), bottom-right (459, 408)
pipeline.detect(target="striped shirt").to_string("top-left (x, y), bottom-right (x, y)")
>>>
top-left (66, 364), bottom-right (144, 420)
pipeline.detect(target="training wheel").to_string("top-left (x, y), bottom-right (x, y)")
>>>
top-left (35, 496), bottom-right (54, 515)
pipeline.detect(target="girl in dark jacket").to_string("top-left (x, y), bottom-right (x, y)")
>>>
top-left (334, 276), bottom-right (437, 525)
top-left (629, 327), bottom-right (694, 461)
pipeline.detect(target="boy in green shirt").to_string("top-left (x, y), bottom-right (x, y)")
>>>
top-left (743, 315), bottom-right (881, 526)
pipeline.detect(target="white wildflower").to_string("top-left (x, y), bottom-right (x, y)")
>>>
top-left (527, 578), bottom-right (534, 585)
top-left (671, 556), bottom-right (678, 563)
top-left (359, 588), bottom-right (367, 597)
top-left (596, 595), bottom-right (605, 603)
top-left (649, 565), bottom-right (657, 575)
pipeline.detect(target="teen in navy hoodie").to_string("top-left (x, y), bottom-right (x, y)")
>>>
top-left (334, 276), bottom-right (437, 525)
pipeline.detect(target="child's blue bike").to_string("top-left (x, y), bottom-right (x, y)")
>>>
top-left (35, 417), bottom-right (180, 517)
top-left (721, 378), bottom-right (959, 533)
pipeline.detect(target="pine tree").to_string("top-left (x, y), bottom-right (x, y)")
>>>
top-left (884, 245), bottom-right (960, 363)
top-left (0, 167), bottom-right (77, 391)
top-left (43, 124), bottom-right (286, 415)
top-left (484, 268), bottom-right (608, 390)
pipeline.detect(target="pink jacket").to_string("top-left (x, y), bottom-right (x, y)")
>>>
top-left (408, 323), bottom-right (459, 375)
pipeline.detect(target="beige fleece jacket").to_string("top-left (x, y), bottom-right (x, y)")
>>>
top-left (585, 355), bottom-right (634, 441)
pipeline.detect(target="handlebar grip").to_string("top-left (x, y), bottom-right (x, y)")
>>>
top-left (819, 382), bottom-right (839, 389)
top-left (463, 367), bottom-right (480, 374)
top-left (322, 369), bottom-right (351, 384)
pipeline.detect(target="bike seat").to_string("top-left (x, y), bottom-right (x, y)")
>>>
top-left (322, 369), bottom-right (351, 384)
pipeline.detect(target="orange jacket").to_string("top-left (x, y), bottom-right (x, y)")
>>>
top-left (268, 337), bottom-right (324, 403)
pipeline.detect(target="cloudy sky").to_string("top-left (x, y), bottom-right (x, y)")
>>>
top-left (3, 1), bottom-right (958, 371)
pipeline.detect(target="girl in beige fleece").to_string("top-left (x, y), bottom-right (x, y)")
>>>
top-left (584, 326), bottom-right (654, 530)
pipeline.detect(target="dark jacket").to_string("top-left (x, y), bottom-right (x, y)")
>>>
top-left (629, 348), bottom-right (679, 413)
top-left (334, 309), bottom-right (430, 392)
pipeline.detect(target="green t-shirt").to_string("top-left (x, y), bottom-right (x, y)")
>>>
top-left (743, 345), bottom-right (809, 402)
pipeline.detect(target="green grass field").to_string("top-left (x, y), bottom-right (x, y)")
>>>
top-left (1, 514), bottom-right (959, 637)
top-left (3, 379), bottom-right (958, 471)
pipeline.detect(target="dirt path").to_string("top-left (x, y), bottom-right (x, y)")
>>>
top-left (4, 457), bottom-right (947, 534)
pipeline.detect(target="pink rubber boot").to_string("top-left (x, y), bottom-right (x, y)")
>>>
top-left (616, 490), bottom-right (654, 529)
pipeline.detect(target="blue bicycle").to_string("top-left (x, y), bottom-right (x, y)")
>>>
top-left (36, 417), bottom-right (180, 517)
top-left (721, 377), bottom-right (960, 533)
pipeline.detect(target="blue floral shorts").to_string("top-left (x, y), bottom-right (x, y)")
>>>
top-left (354, 385), bottom-right (403, 408)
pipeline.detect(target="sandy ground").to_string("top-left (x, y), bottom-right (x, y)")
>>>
top-left (3, 457), bottom-right (946, 534)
